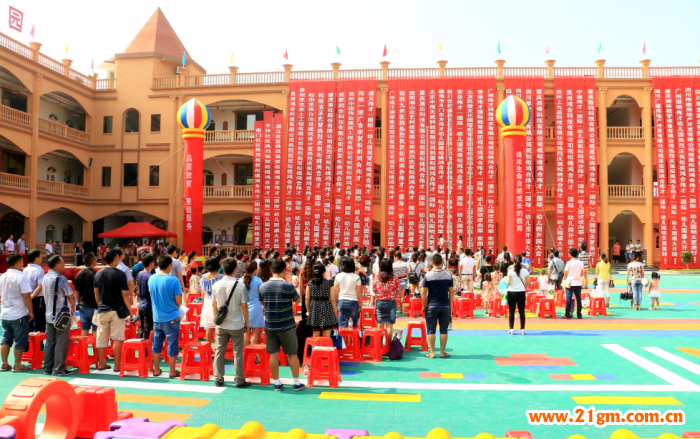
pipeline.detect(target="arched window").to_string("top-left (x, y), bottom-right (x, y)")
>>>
top-left (65, 120), bottom-right (74, 128)
top-left (125, 109), bottom-right (140, 133)
top-left (234, 218), bottom-right (253, 245)
top-left (46, 166), bottom-right (56, 181)
top-left (373, 175), bottom-right (380, 186)
top-left (62, 224), bottom-right (73, 243)
top-left (151, 220), bottom-right (166, 231)
top-left (221, 173), bottom-right (227, 186)
top-left (207, 120), bottom-right (216, 131)
top-left (64, 170), bottom-right (72, 184)
top-left (0, 213), bottom-right (24, 242)
top-left (202, 226), bottom-right (213, 245)
top-left (203, 170), bottom-right (214, 186)
top-left (46, 224), bottom-right (56, 243)
top-left (222, 121), bottom-right (229, 130)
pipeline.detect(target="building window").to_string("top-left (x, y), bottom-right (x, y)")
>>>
top-left (125, 109), bottom-right (139, 133)
top-left (101, 167), bottom-right (111, 187)
top-left (46, 224), bottom-right (56, 243)
top-left (103, 116), bottom-right (113, 134)
top-left (62, 224), bottom-right (73, 243)
top-left (46, 167), bottom-right (56, 181)
top-left (222, 121), bottom-right (229, 130)
top-left (202, 226), bottom-right (213, 245)
top-left (123, 163), bottom-right (138, 187)
top-left (235, 164), bottom-right (253, 185)
top-left (149, 165), bottom-right (160, 186)
top-left (203, 170), bottom-right (214, 186)
top-left (150, 114), bottom-right (161, 132)
top-left (64, 171), bottom-right (72, 184)
top-left (2, 92), bottom-right (27, 112)
top-left (1, 152), bottom-right (25, 176)
top-left (152, 220), bottom-right (166, 231)
top-left (207, 120), bottom-right (216, 131)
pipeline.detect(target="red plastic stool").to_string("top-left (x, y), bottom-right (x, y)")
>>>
top-left (307, 346), bottom-right (342, 388)
top-left (456, 298), bottom-right (475, 318)
top-left (186, 295), bottom-right (200, 304)
top-left (360, 328), bottom-right (386, 362)
top-left (21, 332), bottom-right (46, 369)
top-left (180, 341), bottom-right (212, 381)
top-left (555, 290), bottom-right (566, 307)
top-left (409, 298), bottom-right (424, 318)
top-left (66, 336), bottom-right (98, 374)
top-left (526, 294), bottom-right (537, 313)
top-left (338, 327), bottom-right (361, 361)
top-left (124, 320), bottom-right (137, 341)
top-left (186, 303), bottom-right (203, 321)
top-left (531, 296), bottom-right (544, 314)
top-left (404, 321), bottom-right (428, 352)
top-left (243, 344), bottom-right (271, 385)
top-left (179, 322), bottom-right (195, 345)
top-left (279, 346), bottom-right (288, 366)
top-left (451, 296), bottom-right (461, 317)
top-left (194, 316), bottom-right (208, 340)
top-left (582, 292), bottom-right (591, 302)
top-left (474, 294), bottom-right (483, 308)
top-left (490, 298), bottom-right (508, 318)
top-left (588, 297), bottom-right (607, 316)
top-left (462, 292), bottom-right (475, 300)
top-left (302, 337), bottom-right (333, 370)
top-left (360, 307), bottom-right (376, 328)
top-left (537, 298), bottom-right (557, 319)
top-left (119, 339), bottom-right (151, 378)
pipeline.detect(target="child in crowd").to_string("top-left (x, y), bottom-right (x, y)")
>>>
top-left (537, 269), bottom-right (549, 295)
top-left (291, 267), bottom-right (301, 297)
top-left (482, 272), bottom-right (494, 316)
top-left (451, 267), bottom-right (462, 296)
top-left (649, 272), bottom-right (661, 310)
top-left (188, 265), bottom-right (201, 304)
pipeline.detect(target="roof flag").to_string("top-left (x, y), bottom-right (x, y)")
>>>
top-left (643, 41), bottom-right (646, 55)
top-left (597, 43), bottom-right (602, 54)
top-left (382, 45), bottom-right (387, 57)
top-left (438, 44), bottom-right (442, 51)
top-left (497, 41), bottom-right (501, 54)
top-left (283, 49), bottom-right (288, 60)
top-left (230, 51), bottom-right (233, 63)
top-left (545, 43), bottom-right (550, 54)
top-left (336, 46), bottom-right (341, 55)
top-left (65, 44), bottom-right (68, 54)
top-left (91, 59), bottom-right (93, 70)
top-left (182, 51), bottom-right (186, 67)
top-left (30, 24), bottom-right (34, 38)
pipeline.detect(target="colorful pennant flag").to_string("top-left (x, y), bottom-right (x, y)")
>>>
top-left (643, 41), bottom-right (646, 55)
top-left (597, 43), bottom-right (602, 54)
top-left (91, 59), bottom-right (93, 70)
top-left (283, 49), bottom-right (288, 60)
top-left (545, 43), bottom-right (550, 54)
top-left (30, 24), bottom-right (34, 38)
top-left (336, 46), bottom-right (341, 55)
top-left (438, 44), bottom-right (442, 51)
top-left (65, 44), bottom-right (68, 54)
top-left (8, 6), bottom-right (23, 32)
top-left (497, 41), bottom-right (501, 54)
top-left (182, 51), bottom-right (186, 67)
top-left (230, 51), bottom-right (233, 63)
top-left (382, 45), bottom-right (387, 57)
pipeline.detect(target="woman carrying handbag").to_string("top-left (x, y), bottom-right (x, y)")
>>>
top-left (505, 254), bottom-right (530, 335)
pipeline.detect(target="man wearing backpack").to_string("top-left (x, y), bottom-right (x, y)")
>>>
top-left (548, 250), bottom-right (565, 290)
top-left (42, 255), bottom-right (76, 377)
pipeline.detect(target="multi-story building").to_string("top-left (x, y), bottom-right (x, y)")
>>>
top-left (0, 8), bottom-right (695, 265)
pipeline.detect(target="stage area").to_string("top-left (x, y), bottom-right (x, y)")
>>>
top-left (1, 274), bottom-right (699, 438)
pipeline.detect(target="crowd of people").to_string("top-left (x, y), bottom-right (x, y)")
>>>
top-left (0, 238), bottom-right (661, 388)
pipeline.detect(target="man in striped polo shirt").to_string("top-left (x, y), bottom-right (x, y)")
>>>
top-left (259, 259), bottom-right (305, 392)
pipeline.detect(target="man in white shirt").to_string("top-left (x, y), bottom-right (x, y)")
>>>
top-left (167, 245), bottom-right (186, 294)
top-left (5, 235), bottom-right (15, 254)
top-left (496, 246), bottom-right (511, 264)
top-left (115, 248), bottom-right (134, 293)
top-left (17, 234), bottom-right (26, 254)
top-left (563, 248), bottom-right (584, 320)
top-left (25, 250), bottom-right (46, 333)
top-left (45, 240), bottom-right (54, 257)
top-left (0, 253), bottom-right (34, 372)
top-left (634, 240), bottom-right (642, 253)
top-left (458, 248), bottom-right (477, 292)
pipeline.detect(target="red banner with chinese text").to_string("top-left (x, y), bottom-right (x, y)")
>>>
top-left (252, 121), bottom-right (263, 247)
top-left (272, 113), bottom-right (284, 250)
top-left (262, 111), bottom-right (274, 250)
top-left (585, 78), bottom-right (598, 260)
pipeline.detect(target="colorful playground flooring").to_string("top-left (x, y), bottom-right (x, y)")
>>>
top-left (1, 274), bottom-right (699, 438)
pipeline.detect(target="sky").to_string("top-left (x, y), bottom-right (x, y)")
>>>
top-left (2, 0), bottom-right (700, 77)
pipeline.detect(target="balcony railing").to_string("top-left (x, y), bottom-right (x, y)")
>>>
top-left (202, 244), bottom-right (252, 256)
top-left (39, 118), bottom-right (90, 144)
top-left (204, 130), bottom-right (254, 143)
top-left (608, 127), bottom-right (643, 139)
top-left (609, 185), bottom-right (644, 198)
top-left (96, 78), bottom-right (116, 90)
top-left (545, 126), bottom-right (555, 139)
top-left (237, 72), bottom-right (285, 84)
top-left (37, 179), bottom-right (89, 198)
top-left (0, 105), bottom-right (31, 127)
top-left (0, 172), bottom-right (29, 190)
top-left (374, 185), bottom-right (380, 199)
top-left (375, 127), bottom-right (381, 141)
top-left (204, 185), bottom-right (252, 199)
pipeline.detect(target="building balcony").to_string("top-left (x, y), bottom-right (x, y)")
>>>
top-left (204, 130), bottom-right (254, 143)
top-left (374, 185), bottom-right (380, 199)
top-left (608, 184), bottom-right (645, 198)
top-left (204, 185), bottom-right (252, 199)
top-left (39, 118), bottom-right (91, 144)
top-left (608, 127), bottom-right (644, 140)
top-left (0, 105), bottom-right (31, 127)
top-left (37, 179), bottom-right (89, 198)
top-left (0, 172), bottom-right (29, 190)
top-left (202, 244), bottom-right (252, 256)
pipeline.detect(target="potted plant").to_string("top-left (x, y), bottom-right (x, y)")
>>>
top-left (681, 251), bottom-right (693, 269)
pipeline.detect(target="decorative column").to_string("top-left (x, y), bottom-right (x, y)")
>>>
top-left (380, 61), bottom-right (390, 81)
top-left (640, 59), bottom-right (651, 79)
top-left (496, 86), bottom-right (505, 248)
top-left (177, 98), bottom-right (212, 254)
top-left (28, 73), bottom-right (42, 249)
top-left (598, 87), bottom-right (609, 254)
top-left (91, 72), bottom-right (99, 90)
top-left (82, 220), bottom-right (93, 244)
top-left (61, 59), bottom-right (72, 76)
top-left (178, 68), bottom-right (189, 87)
top-left (595, 59), bottom-right (606, 79)
top-left (331, 63), bottom-right (341, 80)
top-left (228, 66), bottom-right (239, 84)
top-left (283, 64), bottom-right (293, 82)
top-left (642, 86), bottom-right (654, 264)
top-left (545, 60), bottom-right (555, 79)
top-left (437, 60), bottom-right (448, 77)
top-left (29, 42), bottom-right (41, 62)
top-left (495, 59), bottom-right (506, 79)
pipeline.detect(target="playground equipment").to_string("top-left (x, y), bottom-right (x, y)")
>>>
top-left (0, 379), bottom-right (697, 439)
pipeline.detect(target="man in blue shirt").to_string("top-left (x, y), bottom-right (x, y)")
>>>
top-left (136, 254), bottom-right (155, 340)
top-left (259, 259), bottom-right (304, 392)
top-left (147, 255), bottom-right (182, 378)
top-left (420, 253), bottom-right (454, 359)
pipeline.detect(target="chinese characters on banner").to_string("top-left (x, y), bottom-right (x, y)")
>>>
top-left (182, 137), bottom-right (203, 254)
top-left (252, 121), bottom-right (263, 247)
top-left (386, 78), bottom-right (496, 251)
top-left (653, 77), bottom-right (699, 268)
top-left (8, 6), bottom-right (23, 32)
top-left (272, 113), bottom-right (284, 250)
top-left (262, 111), bottom-right (274, 250)
top-left (585, 78), bottom-right (598, 260)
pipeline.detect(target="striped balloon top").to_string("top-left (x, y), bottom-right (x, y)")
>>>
top-left (177, 98), bottom-right (211, 130)
top-left (496, 95), bottom-right (530, 128)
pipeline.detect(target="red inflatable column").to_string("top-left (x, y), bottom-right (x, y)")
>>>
top-left (177, 99), bottom-right (211, 254)
top-left (496, 95), bottom-right (530, 256)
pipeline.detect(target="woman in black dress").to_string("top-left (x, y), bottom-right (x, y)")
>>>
top-left (306, 262), bottom-right (338, 336)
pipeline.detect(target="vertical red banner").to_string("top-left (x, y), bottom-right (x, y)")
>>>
top-left (294, 85), bottom-right (307, 248)
top-left (474, 81), bottom-right (486, 250)
top-left (262, 111), bottom-right (274, 250)
top-left (485, 83), bottom-right (497, 252)
top-left (585, 78), bottom-right (598, 258)
top-left (452, 84), bottom-right (465, 248)
top-left (284, 90), bottom-right (297, 248)
top-left (386, 87), bottom-right (397, 249)
top-left (406, 84), bottom-right (418, 248)
top-left (686, 82), bottom-right (697, 266)
top-left (182, 137), bottom-right (203, 254)
top-left (272, 113), bottom-right (284, 250)
top-left (534, 85), bottom-right (546, 266)
top-left (252, 121), bottom-right (263, 247)
top-left (334, 82), bottom-right (350, 247)
top-left (322, 89), bottom-right (335, 247)
top-left (363, 88), bottom-right (375, 248)
top-left (653, 80), bottom-right (668, 267)
top-left (574, 79), bottom-right (586, 253)
top-left (464, 83), bottom-right (475, 248)
top-left (666, 83), bottom-right (679, 267)
top-left (554, 80), bottom-right (566, 258)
